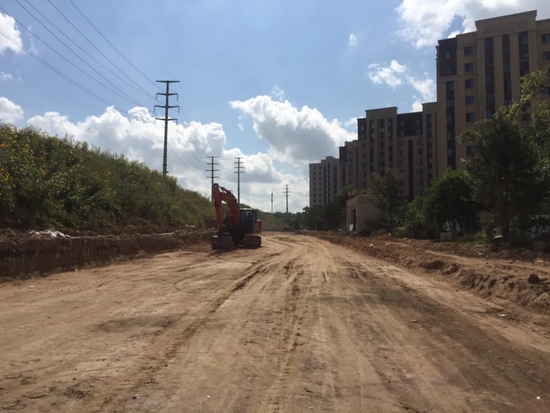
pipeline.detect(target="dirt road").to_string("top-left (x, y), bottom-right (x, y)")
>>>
top-left (1, 234), bottom-right (549, 412)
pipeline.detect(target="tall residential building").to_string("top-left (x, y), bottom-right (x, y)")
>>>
top-left (436, 10), bottom-right (550, 172)
top-left (335, 104), bottom-right (438, 203)
top-left (309, 10), bottom-right (550, 209)
top-left (309, 156), bottom-right (341, 207)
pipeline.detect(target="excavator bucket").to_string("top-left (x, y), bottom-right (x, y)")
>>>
top-left (243, 234), bottom-right (262, 249)
top-left (211, 234), bottom-right (236, 251)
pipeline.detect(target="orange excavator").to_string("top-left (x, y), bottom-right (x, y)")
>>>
top-left (211, 183), bottom-right (262, 250)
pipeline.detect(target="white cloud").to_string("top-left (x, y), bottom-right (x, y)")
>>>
top-left (411, 97), bottom-right (423, 112)
top-left (406, 74), bottom-right (436, 102)
top-left (396, 0), bottom-right (550, 48)
top-left (229, 95), bottom-right (355, 165)
top-left (0, 96), bottom-right (23, 123)
top-left (368, 60), bottom-right (436, 109)
top-left (348, 33), bottom-right (358, 46)
top-left (270, 85), bottom-right (285, 101)
top-left (367, 60), bottom-right (407, 88)
top-left (344, 117), bottom-right (357, 128)
top-left (26, 103), bottom-right (310, 212)
top-left (0, 12), bottom-right (23, 54)
top-left (0, 72), bottom-right (13, 81)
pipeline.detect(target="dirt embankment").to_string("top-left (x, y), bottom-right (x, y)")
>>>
top-left (309, 231), bottom-right (550, 315)
top-left (0, 228), bottom-right (213, 281)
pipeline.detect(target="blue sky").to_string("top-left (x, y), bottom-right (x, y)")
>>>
top-left (1, 0), bottom-right (549, 211)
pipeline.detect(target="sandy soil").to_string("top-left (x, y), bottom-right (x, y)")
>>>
top-left (1, 233), bottom-right (549, 412)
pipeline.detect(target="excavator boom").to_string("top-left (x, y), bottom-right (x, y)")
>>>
top-left (211, 184), bottom-right (262, 250)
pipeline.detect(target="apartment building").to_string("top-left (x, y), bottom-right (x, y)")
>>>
top-left (309, 10), bottom-right (550, 208)
top-left (436, 10), bottom-right (550, 171)
top-left (309, 156), bottom-right (341, 207)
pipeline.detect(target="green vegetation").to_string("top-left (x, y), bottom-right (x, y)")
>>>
top-left (0, 125), bottom-right (214, 230)
top-left (297, 69), bottom-right (550, 246)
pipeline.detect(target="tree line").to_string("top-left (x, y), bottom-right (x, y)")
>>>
top-left (298, 69), bottom-right (550, 245)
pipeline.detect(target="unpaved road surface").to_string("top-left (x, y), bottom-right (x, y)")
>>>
top-left (1, 234), bottom-right (550, 412)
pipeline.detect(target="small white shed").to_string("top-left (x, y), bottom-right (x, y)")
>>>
top-left (346, 195), bottom-right (381, 233)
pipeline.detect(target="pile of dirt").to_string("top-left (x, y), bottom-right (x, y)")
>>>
top-left (309, 232), bottom-right (550, 315)
top-left (0, 229), bottom-right (213, 281)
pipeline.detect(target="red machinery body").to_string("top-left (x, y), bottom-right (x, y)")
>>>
top-left (211, 184), bottom-right (262, 250)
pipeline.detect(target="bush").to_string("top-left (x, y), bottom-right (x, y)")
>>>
top-left (0, 124), bottom-right (213, 230)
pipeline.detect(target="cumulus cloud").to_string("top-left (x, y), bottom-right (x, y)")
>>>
top-left (0, 96), bottom-right (23, 123)
top-left (367, 60), bottom-right (407, 88)
top-left (396, 0), bottom-right (550, 48)
top-left (367, 60), bottom-right (436, 110)
top-left (0, 12), bottom-right (23, 54)
top-left (229, 95), bottom-right (355, 165)
top-left (348, 33), bottom-right (358, 46)
top-left (270, 85), bottom-right (285, 101)
top-left (26, 103), bottom-right (308, 212)
top-left (0, 72), bottom-right (13, 81)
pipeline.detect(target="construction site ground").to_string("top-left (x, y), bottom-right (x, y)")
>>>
top-left (1, 233), bottom-right (550, 412)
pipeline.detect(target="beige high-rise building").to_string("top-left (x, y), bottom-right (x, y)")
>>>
top-left (436, 10), bottom-right (550, 172)
top-left (309, 10), bottom-right (550, 209)
top-left (309, 156), bottom-right (341, 207)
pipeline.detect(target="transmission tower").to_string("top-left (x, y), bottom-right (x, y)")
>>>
top-left (206, 156), bottom-right (220, 202)
top-left (155, 80), bottom-right (179, 175)
top-left (284, 185), bottom-right (290, 214)
top-left (234, 157), bottom-right (244, 207)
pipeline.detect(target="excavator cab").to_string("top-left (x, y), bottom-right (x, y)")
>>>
top-left (211, 184), bottom-right (262, 251)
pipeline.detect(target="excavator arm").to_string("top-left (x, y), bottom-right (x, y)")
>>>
top-left (212, 183), bottom-right (240, 233)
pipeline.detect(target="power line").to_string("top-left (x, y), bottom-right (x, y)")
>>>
top-left (102, 0), bottom-right (176, 81)
top-left (155, 80), bottom-right (180, 175)
top-left (7, 2), bottom-right (144, 107)
top-left (206, 156), bottom-right (220, 203)
top-left (67, 0), bottom-right (160, 90)
top-left (234, 157), bottom-right (244, 207)
top-left (0, 28), bottom-right (117, 109)
top-left (46, 0), bottom-right (154, 97)
top-left (20, 0), bottom-right (155, 101)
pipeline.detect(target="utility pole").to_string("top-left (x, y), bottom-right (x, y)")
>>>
top-left (234, 157), bottom-right (244, 207)
top-left (155, 80), bottom-right (179, 175)
top-left (271, 190), bottom-right (273, 214)
top-left (206, 156), bottom-right (219, 202)
top-left (284, 185), bottom-right (290, 214)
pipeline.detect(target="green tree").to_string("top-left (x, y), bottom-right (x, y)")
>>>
top-left (367, 169), bottom-right (406, 233)
top-left (458, 69), bottom-right (550, 243)
top-left (423, 170), bottom-right (481, 234)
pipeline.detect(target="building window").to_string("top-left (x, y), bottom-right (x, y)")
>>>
top-left (464, 63), bottom-right (474, 72)
top-left (399, 160), bottom-right (404, 166)
top-left (416, 159), bottom-right (422, 165)
top-left (446, 99), bottom-right (454, 107)
top-left (417, 169), bottom-right (423, 176)
top-left (542, 51), bottom-right (550, 61)
top-left (466, 146), bottom-right (476, 156)
top-left (447, 132), bottom-right (453, 140)
top-left (503, 46), bottom-right (510, 56)
top-left (465, 96), bottom-right (474, 105)
top-left (484, 39), bottom-right (492, 50)
top-left (466, 112), bottom-right (475, 122)
top-left (544, 87), bottom-right (550, 97)
top-left (485, 58), bottom-right (494, 67)
top-left (503, 64), bottom-right (511, 73)
top-left (464, 46), bottom-right (473, 56)
top-left (504, 99), bottom-right (512, 107)
top-left (447, 148), bottom-right (454, 156)
top-left (417, 139), bottom-right (422, 145)
top-left (446, 81), bottom-right (455, 91)
top-left (465, 79), bottom-right (474, 88)
top-left (506, 81), bottom-right (512, 91)
top-left (486, 109), bottom-right (494, 118)
top-left (519, 33), bottom-right (528, 45)
top-left (417, 149), bottom-right (422, 155)
top-left (542, 34), bottom-right (550, 43)
top-left (521, 52), bottom-right (529, 62)
top-left (486, 75), bottom-right (494, 84)
top-left (486, 92), bottom-right (495, 101)
top-left (417, 180), bottom-right (423, 187)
